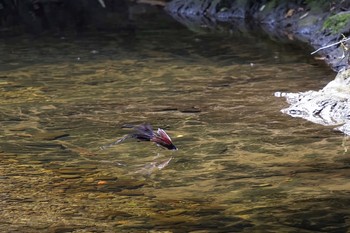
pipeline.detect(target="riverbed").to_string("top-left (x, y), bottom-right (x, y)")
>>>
top-left (1, 12), bottom-right (349, 233)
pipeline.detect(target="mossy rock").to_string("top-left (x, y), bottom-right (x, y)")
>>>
top-left (323, 12), bottom-right (350, 33)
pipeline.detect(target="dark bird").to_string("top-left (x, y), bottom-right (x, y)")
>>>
top-left (100, 123), bottom-right (177, 150)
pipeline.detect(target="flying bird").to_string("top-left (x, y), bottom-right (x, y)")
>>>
top-left (100, 123), bottom-right (177, 150)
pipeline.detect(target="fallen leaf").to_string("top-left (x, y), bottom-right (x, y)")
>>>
top-left (285, 9), bottom-right (295, 18)
top-left (314, 56), bottom-right (326, 60)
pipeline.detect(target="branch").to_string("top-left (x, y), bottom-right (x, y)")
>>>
top-left (311, 37), bottom-right (350, 55)
top-left (97, 0), bottom-right (106, 8)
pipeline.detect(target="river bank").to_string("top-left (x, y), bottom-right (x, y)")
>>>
top-left (165, 0), bottom-right (350, 72)
top-left (1, 0), bottom-right (349, 72)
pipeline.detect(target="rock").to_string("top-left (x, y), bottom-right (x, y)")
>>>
top-left (59, 174), bottom-right (82, 179)
top-left (116, 190), bottom-right (144, 196)
top-left (33, 131), bottom-right (69, 140)
top-left (276, 68), bottom-right (350, 135)
top-left (180, 106), bottom-right (201, 113)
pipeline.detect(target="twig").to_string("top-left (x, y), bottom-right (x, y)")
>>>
top-left (311, 37), bottom-right (350, 55)
top-left (97, 0), bottom-right (106, 8)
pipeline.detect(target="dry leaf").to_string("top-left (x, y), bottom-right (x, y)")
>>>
top-left (285, 9), bottom-right (295, 18)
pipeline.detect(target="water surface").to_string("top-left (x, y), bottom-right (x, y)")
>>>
top-left (0, 16), bottom-right (349, 233)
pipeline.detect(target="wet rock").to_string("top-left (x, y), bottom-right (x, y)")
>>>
top-left (116, 190), bottom-right (144, 196)
top-left (151, 214), bottom-right (193, 225)
top-left (96, 210), bottom-right (132, 220)
top-left (154, 107), bottom-right (178, 112)
top-left (59, 174), bottom-right (82, 179)
top-left (276, 68), bottom-right (350, 136)
top-left (114, 179), bottom-right (146, 189)
top-left (279, 211), bottom-right (348, 232)
top-left (180, 106), bottom-right (201, 113)
top-left (75, 164), bottom-right (98, 170)
top-left (33, 131), bottom-right (69, 140)
top-left (95, 176), bottom-right (118, 181)
top-left (58, 169), bottom-right (81, 175)
top-left (51, 226), bottom-right (78, 233)
top-left (24, 142), bottom-right (65, 151)
top-left (115, 220), bottom-right (146, 228)
top-left (165, 209), bottom-right (187, 216)
top-left (93, 178), bottom-right (146, 192)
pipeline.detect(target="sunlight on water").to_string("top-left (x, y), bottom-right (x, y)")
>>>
top-left (0, 22), bottom-right (349, 232)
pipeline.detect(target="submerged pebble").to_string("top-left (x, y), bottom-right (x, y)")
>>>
top-left (33, 131), bottom-right (70, 140)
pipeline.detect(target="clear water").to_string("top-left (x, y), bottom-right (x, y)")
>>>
top-left (0, 13), bottom-right (349, 233)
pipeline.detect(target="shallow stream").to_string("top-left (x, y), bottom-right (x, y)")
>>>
top-left (0, 13), bottom-right (349, 233)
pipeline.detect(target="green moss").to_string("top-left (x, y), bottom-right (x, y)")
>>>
top-left (323, 13), bottom-right (350, 33)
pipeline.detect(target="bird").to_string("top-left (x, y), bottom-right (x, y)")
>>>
top-left (100, 123), bottom-right (177, 150)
